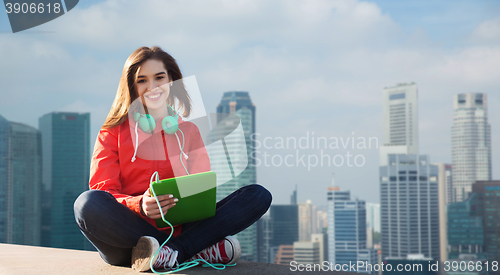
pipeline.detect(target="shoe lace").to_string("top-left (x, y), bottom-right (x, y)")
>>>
top-left (153, 246), bottom-right (179, 270)
top-left (199, 242), bottom-right (223, 263)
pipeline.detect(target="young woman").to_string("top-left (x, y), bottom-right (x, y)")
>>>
top-left (73, 46), bottom-right (272, 272)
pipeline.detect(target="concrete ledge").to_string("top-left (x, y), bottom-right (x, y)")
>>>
top-left (0, 243), bottom-right (359, 274)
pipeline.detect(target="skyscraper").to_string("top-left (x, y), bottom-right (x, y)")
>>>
top-left (39, 112), bottom-right (90, 250)
top-left (293, 241), bottom-right (320, 265)
top-left (366, 203), bottom-right (380, 233)
top-left (379, 83), bottom-right (441, 261)
top-left (380, 154), bottom-right (440, 260)
top-left (380, 83), bottom-right (418, 165)
top-left (256, 211), bottom-right (272, 263)
top-left (365, 202), bottom-right (380, 249)
top-left (0, 115), bottom-right (42, 245)
top-left (433, 163), bottom-right (452, 263)
top-left (298, 200), bottom-right (314, 241)
top-left (214, 91), bottom-right (257, 261)
top-left (327, 186), bottom-right (377, 274)
top-left (311, 233), bottom-right (328, 263)
top-left (451, 93), bottom-right (491, 203)
top-left (270, 204), bottom-right (299, 249)
top-left (447, 193), bottom-right (485, 259)
top-left (0, 116), bottom-right (7, 243)
top-left (471, 180), bottom-right (500, 269)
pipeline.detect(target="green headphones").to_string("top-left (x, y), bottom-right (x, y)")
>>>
top-left (133, 104), bottom-right (179, 134)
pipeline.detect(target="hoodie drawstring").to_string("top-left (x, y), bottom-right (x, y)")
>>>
top-left (131, 121), bottom-right (139, 162)
top-left (131, 120), bottom-right (189, 176)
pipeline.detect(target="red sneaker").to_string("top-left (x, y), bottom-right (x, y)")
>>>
top-left (132, 236), bottom-right (179, 272)
top-left (189, 236), bottom-right (241, 265)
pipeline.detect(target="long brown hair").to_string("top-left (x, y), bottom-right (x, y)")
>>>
top-left (103, 46), bottom-right (192, 128)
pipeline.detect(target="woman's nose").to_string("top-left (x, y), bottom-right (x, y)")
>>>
top-left (148, 81), bottom-right (157, 92)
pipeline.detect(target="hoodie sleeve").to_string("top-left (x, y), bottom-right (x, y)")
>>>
top-left (89, 127), bottom-right (143, 216)
top-left (185, 122), bottom-right (211, 174)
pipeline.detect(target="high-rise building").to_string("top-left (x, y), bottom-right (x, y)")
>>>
top-left (213, 91), bottom-right (257, 261)
top-left (447, 193), bottom-right (485, 259)
top-left (0, 116), bottom-right (7, 243)
top-left (366, 203), bottom-right (380, 233)
top-left (274, 245), bottom-right (294, 265)
top-left (290, 185), bottom-right (297, 204)
top-left (380, 83), bottom-right (418, 165)
top-left (380, 154), bottom-right (440, 261)
top-left (472, 181), bottom-right (500, 269)
top-left (0, 115), bottom-right (42, 245)
top-left (293, 241), bottom-right (320, 265)
top-left (327, 184), bottom-right (377, 274)
top-left (435, 164), bottom-right (453, 206)
top-left (433, 163), bottom-right (452, 264)
top-left (39, 112), bottom-right (90, 250)
top-left (311, 233), bottom-right (328, 263)
top-left (451, 93), bottom-right (491, 203)
top-left (328, 188), bottom-right (364, 264)
top-left (298, 200), bottom-right (314, 241)
top-left (366, 203), bottom-right (380, 249)
top-left (270, 204), bottom-right (299, 248)
top-left (379, 83), bottom-right (441, 262)
top-left (316, 210), bottom-right (328, 234)
top-left (256, 211), bottom-right (272, 263)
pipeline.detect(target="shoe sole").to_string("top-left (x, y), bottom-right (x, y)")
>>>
top-left (132, 236), bottom-right (159, 272)
top-left (225, 236), bottom-right (241, 265)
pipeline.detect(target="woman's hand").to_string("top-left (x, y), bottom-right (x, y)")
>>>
top-left (140, 189), bottom-right (177, 219)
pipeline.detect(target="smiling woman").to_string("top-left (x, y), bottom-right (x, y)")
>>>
top-left (102, 46), bottom-right (191, 129)
top-left (72, 46), bottom-right (272, 272)
top-left (135, 60), bottom-right (171, 117)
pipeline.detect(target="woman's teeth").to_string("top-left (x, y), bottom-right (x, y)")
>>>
top-left (147, 93), bottom-right (161, 99)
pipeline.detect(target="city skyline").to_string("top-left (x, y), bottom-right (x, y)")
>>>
top-left (1, 0), bottom-right (499, 208)
top-left (0, 90), bottom-right (496, 208)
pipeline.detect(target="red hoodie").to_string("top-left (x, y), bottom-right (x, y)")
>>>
top-left (89, 116), bottom-right (211, 236)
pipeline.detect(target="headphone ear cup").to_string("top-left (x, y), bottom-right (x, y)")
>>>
top-left (139, 114), bottom-right (156, 133)
top-left (162, 116), bottom-right (178, 134)
top-left (133, 111), bottom-right (141, 122)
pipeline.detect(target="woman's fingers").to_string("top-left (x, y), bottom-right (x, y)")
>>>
top-left (142, 195), bottom-right (178, 219)
top-left (143, 189), bottom-right (172, 200)
top-left (147, 203), bottom-right (176, 219)
top-left (147, 197), bottom-right (177, 208)
top-left (143, 193), bottom-right (174, 207)
top-left (148, 196), bottom-right (177, 207)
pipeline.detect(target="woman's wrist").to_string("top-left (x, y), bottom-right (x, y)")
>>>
top-left (139, 198), bottom-right (147, 217)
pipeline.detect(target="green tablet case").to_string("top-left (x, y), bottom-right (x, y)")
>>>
top-left (149, 171), bottom-right (217, 227)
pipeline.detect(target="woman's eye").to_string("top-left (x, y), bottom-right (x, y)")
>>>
top-left (137, 79), bottom-right (146, 84)
top-left (156, 76), bottom-right (165, 80)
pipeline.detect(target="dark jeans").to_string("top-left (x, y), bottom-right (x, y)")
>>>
top-left (73, 184), bottom-right (272, 266)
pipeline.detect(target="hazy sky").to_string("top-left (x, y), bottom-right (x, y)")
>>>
top-left (1, 0), bottom-right (499, 208)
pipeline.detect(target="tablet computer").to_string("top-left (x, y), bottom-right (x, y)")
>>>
top-left (149, 171), bottom-right (217, 227)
